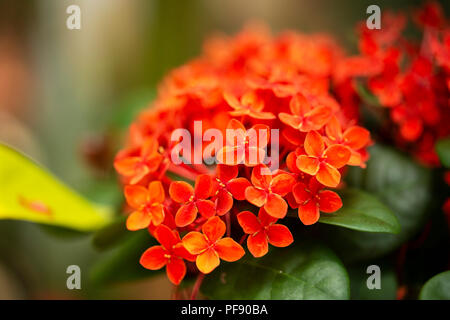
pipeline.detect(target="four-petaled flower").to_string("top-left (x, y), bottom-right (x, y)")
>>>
top-left (216, 119), bottom-right (270, 166)
top-left (124, 181), bottom-right (165, 231)
top-left (224, 91), bottom-right (275, 120)
top-left (291, 177), bottom-right (342, 225)
top-left (279, 93), bottom-right (332, 132)
top-left (245, 164), bottom-right (295, 219)
top-left (169, 174), bottom-right (216, 227)
top-left (182, 216), bottom-right (245, 274)
top-left (296, 130), bottom-right (351, 187)
top-left (237, 208), bottom-right (293, 257)
top-left (212, 164), bottom-right (251, 215)
top-left (325, 116), bottom-right (371, 167)
top-left (114, 137), bottom-right (163, 184)
top-left (140, 224), bottom-right (195, 285)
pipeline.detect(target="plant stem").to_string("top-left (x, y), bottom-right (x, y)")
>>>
top-left (190, 273), bottom-right (205, 300)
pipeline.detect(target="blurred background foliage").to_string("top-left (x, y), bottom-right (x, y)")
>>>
top-left (0, 0), bottom-right (448, 299)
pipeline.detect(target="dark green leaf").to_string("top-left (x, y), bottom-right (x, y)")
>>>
top-left (319, 189), bottom-right (400, 234)
top-left (327, 144), bottom-right (431, 262)
top-left (419, 271), bottom-right (450, 300)
top-left (89, 229), bottom-right (160, 286)
top-left (201, 242), bottom-right (349, 300)
top-left (436, 138), bottom-right (450, 168)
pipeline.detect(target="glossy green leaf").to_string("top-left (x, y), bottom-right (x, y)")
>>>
top-left (90, 229), bottom-right (160, 286)
top-left (0, 144), bottom-right (112, 231)
top-left (419, 271), bottom-right (450, 300)
top-left (436, 137), bottom-right (450, 168)
top-left (327, 144), bottom-right (431, 262)
top-left (319, 189), bottom-right (400, 234)
top-left (201, 242), bottom-right (349, 300)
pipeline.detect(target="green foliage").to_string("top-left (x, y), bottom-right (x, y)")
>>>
top-left (319, 189), bottom-right (400, 234)
top-left (419, 271), bottom-right (450, 300)
top-left (201, 242), bottom-right (349, 300)
top-left (348, 263), bottom-right (397, 300)
top-left (326, 144), bottom-right (431, 261)
top-left (0, 144), bottom-right (112, 231)
top-left (90, 229), bottom-right (160, 286)
top-left (436, 137), bottom-right (450, 168)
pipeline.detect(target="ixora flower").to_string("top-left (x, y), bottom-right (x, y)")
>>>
top-left (182, 217), bottom-right (245, 274)
top-left (114, 24), bottom-right (373, 287)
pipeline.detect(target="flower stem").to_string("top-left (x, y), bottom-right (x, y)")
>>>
top-left (190, 273), bottom-right (205, 300)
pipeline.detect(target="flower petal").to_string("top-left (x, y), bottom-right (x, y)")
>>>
top-left (196, 248), bottom-right (220, 274)
top-left (292, 182), bottom-right (311, 204)
top-left (216, 145), bottom-right (245, 165)
top-left (226, 119), bottom-right (247, 146)
top-left (227, 177), bottom-right (251, 200)
top-left (316, 163), bottom-right (341, 187)
top-left (154, 224), bottom-right (178, 250)
top-left (290, 93), bottom-right (310, 116)
top-left (196, 199), bottom-right (216, 218)
top-left (140, 246), bottom-right (167, 270)
top-left (215, 238), bottom-right (245, 261)
top-left (124, 185), bottom-right (148, 209)
top-left (172, 242), bottom-right (196, 262)
top-left (258, 207), bottom-right (278, 226)
top-left (264, 193), bottom-right (288, 219)
top-left (343, 126), bottom-right (370, 150)
top-left (182, 231), bottom-right (209, 255)
top-left (267, 224), bottom-right (293, 247)
top-left (195, 174), bottom-right (213, 199)
top-left (216, 164), bottom-right (238, 182)
top-left (148, 204), bottom-right (165, 226)
top-left (126, 210), bottom-right (151, 231)
top-left (304, 130), bottom-right (325, 157)
top-left (215, 189), bottom-right (233, 215)
top-left (166, 258), bottom-right (186, 285)
top-left (298, 200), bottom-right (320, 225)
top-left (247, 232), bottom-right (268, 258)
top-left (245, 186), bottom-right (267, 207)
top-left (202, 216), bottom-right (226, 243)
top-left (270, 173), bottom-right (295, 196)
top-left (324, 145), bottom-right (351, 169)
top-left (148, 181), bottom-right (165, 204)
top-left (251, 164), bottom-right (272, 189)
top-left (169, 181), bottom-right (194, 203)
top-left (248, 124), bottom-right (270, 149)
top-left (175, 202), bottom-right (198, 227)
top-left (296, 155), bottom-right (320, 175)
top-left (114, 157), bottom-right (140, 176)
top-left (237, 211), bottom-right (261, 234)
top-left (318, 190), bottom-right (342, 213)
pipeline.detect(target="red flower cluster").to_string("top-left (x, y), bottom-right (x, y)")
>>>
top-left (114, 25), bottom-right (371, 285)
top-left (336, 2), bottom-right (450, 167)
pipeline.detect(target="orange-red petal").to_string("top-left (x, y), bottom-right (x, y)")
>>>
top-left (227, 177), bottom-right (251, 200)
top-left (148, 181), bottom-right (165, 204)
top-left (316, 163), bottom-right (341, 187)
top-left (267, 224), bottom-right (293, 247)
top-left (215, 238), bottom-right (245, 261)
top-left (175, 202), bottom-right (198, 227)
top-left (318, 190), bottom-right (342, 213)
top-left (196, 248), bottom-right (220, 274)
top-left (126, 210), bottom-right (152, 231)
top-left (169, 181), bottom-right (194, 203)
top-left (304, 130), bottom-right (325, 157)
top-left (270, 173), bottom-right (295, 196)
top-left (264, 193), bottom-right (288, 219)
top-left (237, 211), bottom-right (261, 234)
top-left (166, 258), bottom-right (186, 285)
top-left (124, 185), bottom-right (148, 209)
top-left (202, 216), bottom-right (226, 243)
top-left (195, 174), bottom-right (213, 199)
top-left (324, 145), bottom-right (351, 169)
top-left (247, 232), bottom-right (268, 258)
top-left (140, 246), bottom-right (167, 270)
top-left (298, 200), bottom-right (320, 225)
top-left (182, 231), bottom-right (209, 255)
top-left (296, 155), bottom-right (320, 175)
top-left (245, 186), bottom-right (267, 207)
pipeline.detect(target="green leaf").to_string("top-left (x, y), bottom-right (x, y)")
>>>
top-left (92, 215), bottom-right (128, 250)
top-left (326, 144), bottom-right (431, 262)
top-left (90, 229), bottom-right (160, 286)
top-left (201, 242), bottom-right (349, 300)
top-left (0, 144), bottom-right (112, 231)
top-left (419, 271), bottom-right (450, 300)
top-left (319, 189), bottom-right (400, 234)
top-left (436, 138), bottom-right (450, 168)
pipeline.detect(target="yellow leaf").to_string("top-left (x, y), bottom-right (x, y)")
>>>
top-left (0, 144), bottom-right (112, 231)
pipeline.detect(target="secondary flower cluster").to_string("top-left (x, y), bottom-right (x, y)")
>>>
top-left (114, 25), bottom-right (371, 285)
top-left (336, 2), bottom-right (450, 167)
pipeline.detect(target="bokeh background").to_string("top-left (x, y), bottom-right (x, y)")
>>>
top-left (0, 0), bottom-right (448, 299)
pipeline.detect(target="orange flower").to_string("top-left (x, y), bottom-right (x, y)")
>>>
top-left (296, 130), bottom-right (350, 187)
top-left (182, 217), bottom-right (245, 274)
top-left (213, 164), bottom-right (251, 215)
top-left (140, 225), bottom-right (195, 285)
top-left (114, 138), bottom-right (163, 184)
top-left (224, 91), bottom-right (275, 120)
top-left (325, 116), bottom-right (371, 167)
top-left (291, 178), bottom-right (342, 225)
top-left (169, 174), bottom-right (216, 227)
top-left (245, 164), bottom-right (295, 219)
top-left (279, 93), bottom-right (332, 132)
top-left (237, 208), bottom-right (293, 257)
top-left (124, 181), bottom-right (165, 231)
top-left (216, 119), bottom-right (269, 167)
